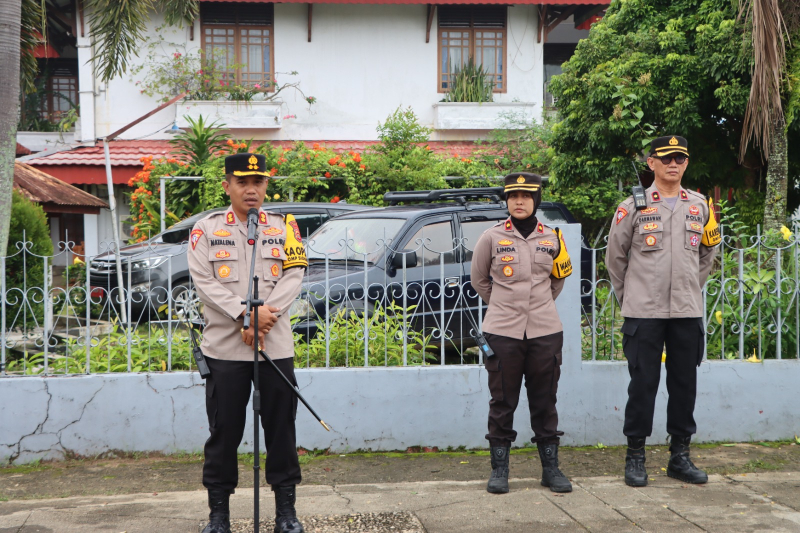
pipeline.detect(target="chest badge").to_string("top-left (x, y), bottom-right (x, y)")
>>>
top-left (645, 235), bottom-right (657, 247)
top-left (641, 207), bottom-right (658, 215)
top-left (616, 207), bottom-right (628, 224)
top-left (218, 265), bottom-right (231, 278)
top-left (215, 250), bottom-right (231, 259)
top-left (213, 229), bottom-right (231, 237)
top-left (271, 264), bottom-right (280, 277)
top-left (271, 248), bottom-right (281, 258)
top-left (643, 223), bottom-right (658, 231)
top-left (689, 205), bottom-right (700, 215)
top-left (263, 227), bottom-right (282, 236)
top-left (498, 239), bottom-right (513, 246)
top-left (502, 265), bottom-right (514, 277)
top-left (190, 229), bottom-right (203, 250)
top-left (500, 255), bottom-right (514, 262)
top-left (690, 222), bottom-right (702, 231)
top-left (690, 235), bottom-right (700, 247)
top-left (538, 240), bottom-right (554, 246)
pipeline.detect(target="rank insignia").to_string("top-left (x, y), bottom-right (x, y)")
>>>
top-left (271, 264), bottom-right (280, 277)
top-left (498, 239), bottom-right (513, 246)
top-left (645, 235), bottom-right (657, 247)
top-left (615, 207), bottom-right (628, 224)
top-left (226, 212), bottom-right (236, 225)
top-left (271, 248), bottom-right (280, 258)
top-left (642, 207), bottom-right (658, 215)
top-left (288, 219), bottom-right (302, 240)
top-left (690, 222), bottom-right (702, 231)
top-left (218, 265), bottom-right (231, 278)
top-left (643, 223), bottom-right (658, 231)
top-left (537, 223), bottom-right (544, 234)
top-left (504, 220), bottom-right (513, 232)
top-left (259, 211), bottom-right (267, 224)
top-left (689, 205), bottom-right (700, 215)
top-left (538, 240), bottom-right (554, 246)
top-left (651, 191), bottom-right (661, 202)
top-left (502, 265), bottom-right (514, 277)
top-left (690, 235), bottom-right (700, 247)
top-left (190, 229), bottom-right (203, 250)
top-left (213, 229), bottom-right (231, 237)
top-left (500, 255), bottom-right (514, 262)
top-left (263, 227), bottom-right (282, 236)
top-left (680, 190), bottom-right (688, 200)
top-left (215, 250), bottom-right (231, 259)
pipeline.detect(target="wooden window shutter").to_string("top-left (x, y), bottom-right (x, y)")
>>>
top-left (200, 2), bottom-right (274, 26)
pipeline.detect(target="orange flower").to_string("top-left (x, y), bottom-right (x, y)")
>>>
top-left (353, 154), bottom-right (361, 163)
top-left (330, 196), bottom-right (340, 203)
top-left (494, 159), bottom-right (500, 164)
top-left (338, 162), bottom-right (346, 168)
top-left (359, 164), bottom-right (366, 170)
top-left (270, 167), bottom-right (277, 174)
top-left (311, 178), bottom-right (317, 182)
top-left (142, 176), bottom-right (149, 183)
top-left (328, 157), bottom-right (338, 165)
top-left (313, 143), bottom-right (320, 150)
top-left (324, 172), bottom-right (332, 178)
top-left (227, 139), bottom-right (235, 146)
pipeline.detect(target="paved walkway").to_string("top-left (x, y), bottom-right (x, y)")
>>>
top-left (1, 472), bottom-right (799, 532)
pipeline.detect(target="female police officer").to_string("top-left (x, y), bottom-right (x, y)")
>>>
top-left (471, 172), bottom-right (573, 494)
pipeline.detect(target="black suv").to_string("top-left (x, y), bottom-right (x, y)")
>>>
top-left (88, 202), bottom-right (373, 322)
top-left (290, 188), bottom-right (585, 353)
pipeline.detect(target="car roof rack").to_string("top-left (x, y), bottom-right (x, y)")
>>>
top-left (384, 187), bottom-right (504, 206)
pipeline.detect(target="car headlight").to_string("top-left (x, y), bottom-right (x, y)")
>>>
top-left (127, 256), bottom-right (169, 271)
top-left (289, 296), bottom-right (315, 319)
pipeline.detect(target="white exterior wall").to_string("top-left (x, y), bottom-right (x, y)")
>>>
top-left (83, 5), bottom-right (545, 142)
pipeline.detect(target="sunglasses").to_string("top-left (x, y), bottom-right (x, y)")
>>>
top-left (653, 154), bottom-right (688, 165)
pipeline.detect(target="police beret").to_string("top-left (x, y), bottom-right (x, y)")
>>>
top-left (225, 153), bottom-right (269, 177)
top-left (649, 136), bottom-right (689, 158)
top-left (503, 172), bottom-right (542, 194)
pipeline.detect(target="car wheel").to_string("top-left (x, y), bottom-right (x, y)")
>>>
top-left (172, 282), bottom-right (203, 322)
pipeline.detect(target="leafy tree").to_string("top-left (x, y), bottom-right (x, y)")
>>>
top-left (548, 0), bottom-right (799, 239)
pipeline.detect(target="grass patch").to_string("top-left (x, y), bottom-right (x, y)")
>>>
top-left (0, 495), bottom-right (8, 502)
top-left (0, 459), bottom-right (49, 475)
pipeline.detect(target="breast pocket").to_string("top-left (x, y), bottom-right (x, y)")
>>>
top-left (493, 254), bottom-right (520, 282)
top-left (261, 245), bottom-right (287, 280)
top-left (685, 220), bottom-right (703, 252)
top-left (533, 251), bottom-right (554, 278)
top-left (209, 248), bottom-right (239, 283)
top-left (638, 222), bottom-right (663, 252)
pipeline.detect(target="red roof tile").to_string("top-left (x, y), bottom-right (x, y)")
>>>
top-left (25, 139), bottom-right (482, 167)
top-left (16, 143), bottom-right (31, 156)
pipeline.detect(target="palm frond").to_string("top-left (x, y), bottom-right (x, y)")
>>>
top-left (162, 0), bottom-right (199, 26)
top-left (20, 0), bottom-right (45, 94)
top-left (739, 0), bottom-right (789, 161)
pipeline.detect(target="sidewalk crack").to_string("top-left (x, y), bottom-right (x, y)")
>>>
top-left (330, 484), bottom-right (353, 512)
top-left (724, 474), bottom-right (800, 513)
top-left (573, 479), bottom-right (645, 531)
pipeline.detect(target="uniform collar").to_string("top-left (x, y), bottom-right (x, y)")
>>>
top-left (224, 206), bottom-right (269, 226)
top-left (503, 217), bottom-right (544, 240)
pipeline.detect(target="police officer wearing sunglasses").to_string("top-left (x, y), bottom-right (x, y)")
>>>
top-left (606, 136), bottom-right (721, 488)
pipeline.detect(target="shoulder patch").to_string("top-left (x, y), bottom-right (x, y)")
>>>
top-left (190, 229), bottom-right (204, 250)
top-left (288, 219), bottom-right (301, 240)
top-left (615, 207), bottom-right (629, 224)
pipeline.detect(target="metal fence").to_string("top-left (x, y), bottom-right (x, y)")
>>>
top-left (3, 222), bottom-right (799, 376)
top-left (582, 223), bottom-right (800, 361)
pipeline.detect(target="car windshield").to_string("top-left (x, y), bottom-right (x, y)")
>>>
top-left (306, 218), bottom-right (406, 263)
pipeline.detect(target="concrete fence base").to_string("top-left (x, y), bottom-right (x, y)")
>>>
top-left (2, 360), bottom-right (799, 464)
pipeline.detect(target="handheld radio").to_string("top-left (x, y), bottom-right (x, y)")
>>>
top-left (631, 162), bottom-right (648, 211)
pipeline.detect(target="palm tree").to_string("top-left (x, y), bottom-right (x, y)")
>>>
top-left (738, 0), bottom-right (796, 232)
top-left (0, 0), bottom-right (198, 256)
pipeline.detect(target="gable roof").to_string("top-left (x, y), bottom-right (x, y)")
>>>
top-left (13, 162), bottom-right (109, 213)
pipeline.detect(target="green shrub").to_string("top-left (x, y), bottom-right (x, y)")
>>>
top-left (4, 190), bottom-right (54, 330)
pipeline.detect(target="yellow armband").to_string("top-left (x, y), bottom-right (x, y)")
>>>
top-left (551, 228), bottom-right (573, 279)
top-left (282, 214), bottom-right (308, 269)
top-left (701, 198), bottom-right (721, 246)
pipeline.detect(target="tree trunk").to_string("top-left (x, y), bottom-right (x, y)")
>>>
top-left (0, 1), bottom-right (22, 258)
top-left (763, 116), bottom-right (788, 233)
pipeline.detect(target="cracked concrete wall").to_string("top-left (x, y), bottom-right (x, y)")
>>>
top-left (1, 226), bottom-right (799, 463)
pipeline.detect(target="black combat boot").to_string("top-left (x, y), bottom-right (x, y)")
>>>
top-left (202, 489), bottom-right (231, 533)
top-left (273, 485), bottom-right (304, 533)
top-left (625, 437), bottom-right (647, 487)
top-left (486, 446), bottom-right (510, 494)
top-left (667, 435), bottom-right (708, 484)
top-left (538, 443), bottom-right (572, 493)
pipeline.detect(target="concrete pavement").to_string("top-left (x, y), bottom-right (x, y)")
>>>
top-left (1, 472), bottom-right (799, 532)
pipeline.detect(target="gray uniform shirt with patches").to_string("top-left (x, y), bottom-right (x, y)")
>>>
top-left (606, 185), bottom-right (718, 319)
top-left (471, 218), bottom-right (567, 340)
top-left (187, 207), bottom-right (304, 361)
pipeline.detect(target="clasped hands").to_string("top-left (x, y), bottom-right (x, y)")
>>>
top-left (240, 305), bottom-right (280, 349)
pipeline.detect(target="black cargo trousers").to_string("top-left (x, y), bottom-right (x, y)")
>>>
top-left (621, 317), bottom-right (705, 438)
top-left (202, 356), bottom-right (301, 493)
top-left (484, 331), bottom-right (564, 447)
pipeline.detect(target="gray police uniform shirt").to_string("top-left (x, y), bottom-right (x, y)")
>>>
top-left (606, 185), bottom-right (718, 319)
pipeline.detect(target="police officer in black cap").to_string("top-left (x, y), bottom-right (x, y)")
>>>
top-left (471, 172), bottom-right (573, 494)
top-left (188, 153), bottom-right (308, 533)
